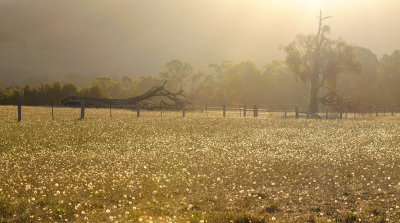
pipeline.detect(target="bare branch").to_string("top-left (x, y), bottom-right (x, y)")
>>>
top-left (321, 16), bottom-right (333, 21)
top-left (60, 81), bottom-right (192, 109)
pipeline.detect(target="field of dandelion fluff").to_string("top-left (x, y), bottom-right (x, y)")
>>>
top-left (0, 106), bottom-right (399, 222)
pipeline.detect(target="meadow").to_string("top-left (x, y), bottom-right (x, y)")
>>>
top-left (0, 106), bottom-right (399, 222)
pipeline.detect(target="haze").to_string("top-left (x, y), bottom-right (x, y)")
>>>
top-left (1, 0), bottom-right (399, 82)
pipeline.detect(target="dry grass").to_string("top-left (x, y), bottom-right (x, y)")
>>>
top-left (0, 106), bottom-right (399, 222)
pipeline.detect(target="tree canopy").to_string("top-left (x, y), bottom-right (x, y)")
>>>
top-left (285, 12), bottom-right (362, 112)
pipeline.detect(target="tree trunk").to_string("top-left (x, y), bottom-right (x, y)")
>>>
top-left (310, 76), bottom-right (319, 113)
top-left (307, 11), bottom-right (331, 114)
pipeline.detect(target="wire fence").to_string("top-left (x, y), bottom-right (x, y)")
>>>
top-left (1, 103), bottom-right (398, 122)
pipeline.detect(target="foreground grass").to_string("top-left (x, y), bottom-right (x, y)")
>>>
top-left (0, 106), bottom-right (399, 222)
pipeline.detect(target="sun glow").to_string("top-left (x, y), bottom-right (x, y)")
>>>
top-left (269, 0), bottom-right (327, 11)
top-left (299, 0), bottom-right (324, 11)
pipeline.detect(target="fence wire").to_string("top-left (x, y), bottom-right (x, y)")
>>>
top-left (0, 104), bottom-right (398, 122)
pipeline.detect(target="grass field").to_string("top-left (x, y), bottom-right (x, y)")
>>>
top-left (0, 106), bottom-right (400, 222)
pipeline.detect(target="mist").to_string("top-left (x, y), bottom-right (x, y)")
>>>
top-left (1, 0), bottom-right (400, 84)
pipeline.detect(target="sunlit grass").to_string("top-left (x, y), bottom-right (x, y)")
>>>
top-left (0, 106), bottom-right (399, 222)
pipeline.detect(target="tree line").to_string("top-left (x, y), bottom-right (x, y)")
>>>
top-left (0, 47), bottom-right (399, 109)
top-left (0, 57), bottom-right (314, 107)
top-left (1, 21), bottom-right (400, 109)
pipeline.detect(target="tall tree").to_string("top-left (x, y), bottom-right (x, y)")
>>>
top-left (209, 61), bottom-right (263, 104)
top-left (284, 11), bottom-right (361, 112)
top-left (336, 46), bottom-right (379, 106)
top-left (61, 83), bottom-right (78, 98)
top-left (159, 59), bottom-right (193, 92)
top-left (90, 77), bottom-right (125, 98)
top-left (378, 50), bottom-right (400, 106)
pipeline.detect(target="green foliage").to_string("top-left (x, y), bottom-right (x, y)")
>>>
top-left (285, 31), bottom-right (361, 87)
top-left (191, 60), bottom-right (304, 105)
top-left (133, 75), bottom-right (164, 94)
top-left (159, 59), bottom-right (193, 92)
top-left (1, 51), bottom-right (400, 107)
top-left (90, 77), bottom-right (125, 98)
top-left (0, 59), bottom-right (308, 106)
top-left (0, 82), bottom-right (76, 105)
top-left (377, 50), bottom-right (400, 106)
top-left (335, 46), bottom-right (379, 106)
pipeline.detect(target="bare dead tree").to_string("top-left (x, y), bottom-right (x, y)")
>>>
top-left (60, 81), bottom-right (192, 109)
top-left (319, 87), bottom-right (362, 112)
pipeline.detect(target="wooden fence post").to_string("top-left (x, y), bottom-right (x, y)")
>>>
top-left (306, 109), bottom-right (310, 119)
top-left (52, 102), bottom-right (54, 120)
top-left (376, 107), bottom-right (378, 117)
top-left (136, 102), bottom-right (140, 118)
top-left (182, 103), bottom-right (185, 117)
top-left (80, 100), bottom-right (85, 120)
top-left (345, 111), bottom-right (348, 119)
top-left (339, 109), bottom-right (343, 119)
top-left (17, 102), bottom-right (21, 122)
top-left (362, 107), bottom-right (364, 117)
top-left (295, 106), bottom-right (299, 119)
top-left (239, 105), bottom-right (241, 117)
top-left (325, 109), bottom-right (328, 119)
top-left (243, 104), bottom-right (246, 117)
top-left (392, 106), bottom-right (394, 116)
top-left (109, 103), bottom-right (112, 118)
top-left (223, 103), bottom-right (226, 117)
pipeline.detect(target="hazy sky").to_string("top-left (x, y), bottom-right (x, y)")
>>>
top-left (1, 0), bottom-right (400, 80)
